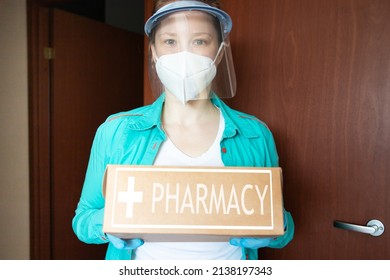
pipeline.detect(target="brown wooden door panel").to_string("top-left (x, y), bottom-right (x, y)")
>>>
top-left (51, 8), bottom-right (144, 259)
top-left (28, 7), bottom-right (144, 259)
top-left (144, 0), bottom-right (390, 259)
top-left (50, 8), bottom-right (143, 259)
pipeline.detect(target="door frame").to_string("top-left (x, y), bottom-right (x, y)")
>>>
top-left (27, 0), bottom-right (52, 260)
top-left (27, 0), bottom-right (103, 260)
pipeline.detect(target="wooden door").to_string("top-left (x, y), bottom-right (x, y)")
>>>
top-left (223, 0), bottom-right (390, 259)
top-left (143, 0), bottom-right (390, 259)
top-left (29, 6), bottom-right (143, 259)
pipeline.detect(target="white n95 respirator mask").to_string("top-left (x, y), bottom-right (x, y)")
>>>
top-left (155, 44), bottom-right (224, 104)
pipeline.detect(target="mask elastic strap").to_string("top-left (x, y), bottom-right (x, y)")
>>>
top-left (155, 42), bottom-right (225, 62)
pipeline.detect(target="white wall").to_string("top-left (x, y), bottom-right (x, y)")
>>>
top-left (0, 0), bottom-right (30, 259)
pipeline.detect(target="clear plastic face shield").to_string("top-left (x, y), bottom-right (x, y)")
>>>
top-left (145, 1), bottom-right (236, 104)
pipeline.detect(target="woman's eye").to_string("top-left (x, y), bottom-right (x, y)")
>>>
top-left (164, 39), bottom-right (176, 45)
top-left (194, 39), bottom-right (206, 46)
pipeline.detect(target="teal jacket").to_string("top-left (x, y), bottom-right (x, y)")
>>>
top-left (72, 94), bottom-right (294, 260)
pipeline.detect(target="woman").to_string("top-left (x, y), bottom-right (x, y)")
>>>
top-left (72, 0), bottom-right (294, 260)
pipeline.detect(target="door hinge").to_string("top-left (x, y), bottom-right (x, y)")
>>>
top-left (44, 47), bottom-right (55, 60)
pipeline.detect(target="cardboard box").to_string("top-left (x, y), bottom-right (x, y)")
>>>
top-left (103, 165), bottom-right (284, 242)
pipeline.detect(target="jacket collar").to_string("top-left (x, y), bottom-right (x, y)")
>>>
top-left (125, 94), bottom-right (165, 131)
top-left (127, 94), bottom-right (259, 139)
top-left (211, 97), bottom-right (259, 139)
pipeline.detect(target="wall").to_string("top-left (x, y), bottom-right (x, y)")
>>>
top-left (105, 0), bottom-right (144, 34)
top-left (0, 0), bottom-right (30, 259)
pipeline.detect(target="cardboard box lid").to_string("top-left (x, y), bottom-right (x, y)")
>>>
top-left (103, 165), bottom-right (284, 241)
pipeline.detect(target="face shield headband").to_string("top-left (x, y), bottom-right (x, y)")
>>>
top-left (145, 1), bottom-right (232, 39)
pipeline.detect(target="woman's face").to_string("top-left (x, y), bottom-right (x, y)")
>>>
top-left (153, 11), bottom-right (220, 59)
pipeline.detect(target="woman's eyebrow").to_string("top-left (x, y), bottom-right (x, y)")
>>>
top-left (157, 32), bottom-right (177, 37)
top-left (191, 31), bottom-right (213, 36)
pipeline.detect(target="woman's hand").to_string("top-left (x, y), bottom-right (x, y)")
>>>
top-left (229, 237), bottom-right (272, 249)
top-left (106, 234), bottom-right (144, 250)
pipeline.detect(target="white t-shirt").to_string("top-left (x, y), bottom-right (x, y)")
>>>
top-left (133, 110), bottom-right (242, 260)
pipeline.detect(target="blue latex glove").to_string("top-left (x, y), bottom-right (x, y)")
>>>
top-left (230, 237), bottom-right (272, 249)
top-left (230, 210), bottom-right (289, 249)
top-left (106, 234), bottom-right (144, 250)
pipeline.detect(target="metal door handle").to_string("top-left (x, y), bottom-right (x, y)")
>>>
top-left (334, 219), bottom-right (385, 237)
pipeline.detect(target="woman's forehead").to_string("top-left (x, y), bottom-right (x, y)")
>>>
top-left (156, 11), bottom-right (218, 35)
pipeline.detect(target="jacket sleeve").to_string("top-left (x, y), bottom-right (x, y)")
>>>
top-left (260, 123), bottom-right (295, 249)
top-left (258, 121), bottom-right (279, 167)
top-left (268, 210), bottom-right (295, 248)
top-left (72, 123), bottom-right (109, 244)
